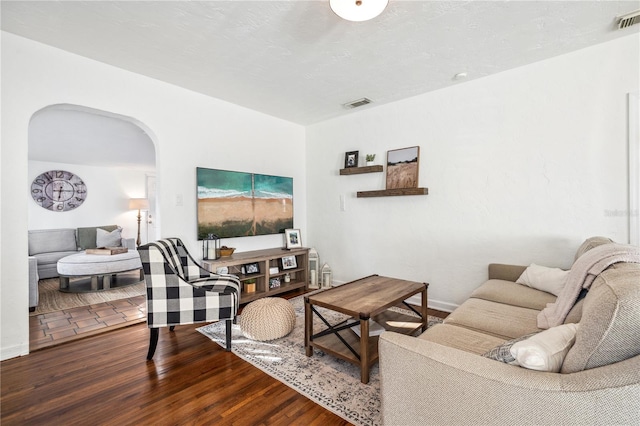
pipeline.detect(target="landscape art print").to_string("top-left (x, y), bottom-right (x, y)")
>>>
top-left (386, 146), bottom-right (420, 189)
top-left (197, 168), bottom-right (293, 239)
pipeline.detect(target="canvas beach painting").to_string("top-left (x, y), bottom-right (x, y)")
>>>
top-left (386, 146), bottom-right (420, 190)
top-left (197, 168), bottom-right (293, 239)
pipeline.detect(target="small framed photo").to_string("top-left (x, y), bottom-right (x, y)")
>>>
top-left (243, 262), bottom-right (260, 275)
top-left (281, 255), bottom-right (298, 270)
top-left (285, 228), bottom-right (302, 249)
top-left (344, 151), bottom-right (359, 168)
top-left (269, 277), bottom-right (281, 289)
top-left (269, 266), bottom-right (279, 274)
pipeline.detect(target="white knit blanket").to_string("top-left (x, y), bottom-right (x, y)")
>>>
top-left (537, 243), bottom-right (640, 329)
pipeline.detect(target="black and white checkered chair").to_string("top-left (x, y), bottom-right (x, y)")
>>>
top-left (138, 238), bottom-right (240, 360)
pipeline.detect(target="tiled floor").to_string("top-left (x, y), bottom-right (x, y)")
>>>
top-left (29, 295), bottom-right (146, 351)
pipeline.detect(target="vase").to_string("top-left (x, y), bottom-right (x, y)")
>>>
top-left (366, 161), bottom-right (374, 166)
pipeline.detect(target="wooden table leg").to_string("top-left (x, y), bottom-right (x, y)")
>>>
top-left (304, 297), bottom-right (312, 357)
top-left (359, 315), bottom-right (370, 384)
top-left (421, 283), bottom-right (429, 332)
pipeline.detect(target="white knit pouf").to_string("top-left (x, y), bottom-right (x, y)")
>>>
top-left (240, 297), bottom-right (296, 341)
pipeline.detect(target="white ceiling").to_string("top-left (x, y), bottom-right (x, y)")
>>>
top-left (4, 1), bottom-right (640, 169)
top-left (3, 0), bottom-right (639, 127)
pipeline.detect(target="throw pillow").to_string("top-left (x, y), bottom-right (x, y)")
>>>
top-left (96, 226), bottom-right (123, 248)
top-left (516, 263), bottom-right (569, 296)
top-left (482, 332), bottom-right (539, 365)
top-left (510, 323), bottom-right (579, 372)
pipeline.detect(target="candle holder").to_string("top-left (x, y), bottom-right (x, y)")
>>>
top-left (308, 248), bottom-right (319, 289)
top-left (321, 263), bottom-right (333, 289)
top-left (202, 234), bottom-right (220, 260)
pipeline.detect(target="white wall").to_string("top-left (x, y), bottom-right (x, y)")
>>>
top-left (1, 32), bottom-right (306, 360)
top-left (28, 161), bottom-right (150, 242)
top-left (306, 34), bottom-right (640, 312)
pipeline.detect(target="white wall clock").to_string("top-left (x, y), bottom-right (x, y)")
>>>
top-left (31, 170), bottom-right (87, 212)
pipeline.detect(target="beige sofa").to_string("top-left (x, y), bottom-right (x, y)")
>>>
top-left (379, 239), bottom-right (640, 425)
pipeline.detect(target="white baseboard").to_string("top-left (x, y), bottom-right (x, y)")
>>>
top-left (0, 343), bottom-right (29, 361)
top-left (405, 294), bottom-right (458, 313)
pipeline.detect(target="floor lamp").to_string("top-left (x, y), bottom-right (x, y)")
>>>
top-left (129, 198), bottom-right (149, 247)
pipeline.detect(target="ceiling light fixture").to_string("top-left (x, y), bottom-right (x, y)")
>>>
top-left (330, 0), bottom-right (389, 22)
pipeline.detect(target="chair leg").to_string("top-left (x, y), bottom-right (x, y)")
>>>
top-left (225, 319), bottom-right (232, 351)
top-left (147, 328), bottom-right (159, 360)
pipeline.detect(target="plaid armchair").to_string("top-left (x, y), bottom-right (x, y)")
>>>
top-left (137, 238), bottom-right (240, 360)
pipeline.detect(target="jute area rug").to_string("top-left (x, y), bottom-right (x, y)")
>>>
top-left (31, 274), bottom-right (146, 316)
top-left (198, 295), bottom-right (442, 426)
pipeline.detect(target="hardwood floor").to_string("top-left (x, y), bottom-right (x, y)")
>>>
top-left (3, 289), bottom-right (448, 425)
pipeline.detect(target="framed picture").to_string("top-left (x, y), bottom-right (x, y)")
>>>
top-left (344, 151), bottom-right (359, 168)
top-left (269, 266), bottom-right (279, 274)
top-left (285, 228), bottom-right (302, 249)
top-left (281, 255), bottom-right (298, 270)
top-left (269, 277), bottom-right (281, 289)
top-left (243, 262), bottom-right (260, 275)
top-left (386, 146), bottom-right (420, 190)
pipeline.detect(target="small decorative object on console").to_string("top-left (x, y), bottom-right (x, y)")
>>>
top-left (218, 246), bottom-right (235, 257)
top-left (285, 228), bottom-right (302, 249)
top-left (281, 255), bottom-right (297, 270)
top-left (321, 263), bottom-right (333, 288)
top-left (243, 262), bottom-right (260, 275)
top-left (308, 248), bottom-right (320, 289)
top-left (269, 277), bottom-right (281, 289)
top-left (244, 280), bottom-right (256, 293)
top-left (202, 234), bottom-right (220, 260)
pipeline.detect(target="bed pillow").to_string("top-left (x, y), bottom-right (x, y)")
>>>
top-left (510, 323), bottom-right (579, 372)
top-left (516, 263), bottom-right (569, 296)
top-left (96, 226), bottom-right (123, 247)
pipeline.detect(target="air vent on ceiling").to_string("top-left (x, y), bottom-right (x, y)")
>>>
top-left (618, 9), bottom-right (640, 29)
top-left (343, 98), bottom-right (373, 109)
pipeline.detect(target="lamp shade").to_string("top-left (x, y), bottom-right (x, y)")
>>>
top-left (330, 0), bottom-right (388, 22)
top-left (129, 198), bottom-right (149, 210)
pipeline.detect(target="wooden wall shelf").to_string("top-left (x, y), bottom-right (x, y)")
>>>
top-left (357, 188), bottom-right (429, 198)
top-left (339, 165), bottom-right (383, 175)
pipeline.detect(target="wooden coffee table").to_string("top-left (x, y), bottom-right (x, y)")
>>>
top-left (304, 274), bottom-right (428, 384)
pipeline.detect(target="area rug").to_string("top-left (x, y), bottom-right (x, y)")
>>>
top-left (198, 295), bottom-right (443, 426)
top-left (31, 275), bottom-right (146, 315)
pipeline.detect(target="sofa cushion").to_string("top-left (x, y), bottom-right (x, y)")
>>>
top-left (77, 225), bottom-right (118, 250)
top-left (561, 265), bottom-right (640, 373)
top-left (418, 323), bottom-right (506, 355)
top-left (96, 226), bottom-right (123, 247)
top-left (444, 298), bottom-right (543, 340)
top-left (28, 229), bottom-right (77, 255)
top-left (470, 279), bottom-right (556, 311)
top-left (516, 264), bottom-right (569, 296)
top-left (33, 250), bottom-right (80, 266)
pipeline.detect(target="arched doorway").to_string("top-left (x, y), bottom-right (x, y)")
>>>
top-left (28, 104), bottom-right (158, 348)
